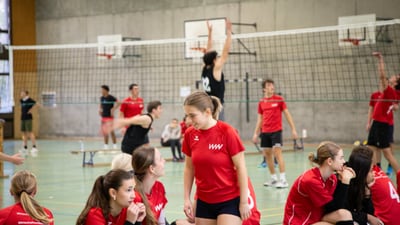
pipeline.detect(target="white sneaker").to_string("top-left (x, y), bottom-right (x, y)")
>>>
top-left (103, 144), bottom-right (109, 150)
top-left (30, 147), bottom-right (38, 153)
top-left (263, 179), bottom-right (278, 187)
top-left (112, 144), bottom-right (118, 149)
top-left (276, 180), bottom-right (289, 188)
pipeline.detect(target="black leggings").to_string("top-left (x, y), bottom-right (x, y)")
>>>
top-left (169, 139), bottom-right (182, 159)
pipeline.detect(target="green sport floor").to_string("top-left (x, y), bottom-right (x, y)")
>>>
top-left (0, 139), bottom-right (398, 225)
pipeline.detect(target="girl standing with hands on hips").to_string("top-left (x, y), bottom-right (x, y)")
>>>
top-left (182, 91), bottom-right (251, 225)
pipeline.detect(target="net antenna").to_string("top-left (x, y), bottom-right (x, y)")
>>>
top-left (97, 34), bottom-right (123, 59)
top-left (338, 14), bottom-right (376, 47)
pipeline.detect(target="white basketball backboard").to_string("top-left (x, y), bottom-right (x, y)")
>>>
top-left (338, 14), bottom-right (376, 46)
top-left (97, 34), bottom-right (123, 59)
top-left (184, 18), bottom-right (226, 59)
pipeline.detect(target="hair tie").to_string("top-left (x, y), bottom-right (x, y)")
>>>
top-left (314, 153), bottom-right (318, 161)
top-left (18, 190), bottom-right (27, 196)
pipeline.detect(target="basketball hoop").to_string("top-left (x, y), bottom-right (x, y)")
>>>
top-left (340, 38), bottom-right (361, 46)
top-left (96, 53), bottom-right (114, 60)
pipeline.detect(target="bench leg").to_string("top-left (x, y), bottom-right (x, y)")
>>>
top-left (82, 152), bottom-right (96, 167)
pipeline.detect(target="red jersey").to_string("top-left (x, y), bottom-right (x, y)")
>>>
top-left (134, 181), bottom-right (168, 223)
top-left (283, 167), bottom-right (337, 225)
top-left (120, 97), bottom-right (144, 118)
top-left (370, 91), bottom-right (395, 125)
top-left (258, 95), bottom-right (287, 133)
top-left (243, 178), bottom-right (261, 225)
top-left (370, 166), bottom-right (400, 225)
top-left (180, 121), bottom-right (188, 136)
top-left (0, 203), bottom-right (54, 225)
top-left (182, 121), bottom-right (245, 203)
top-left (372, 86), bottom-right (397, 124)
top-left (84, 207), bottom-right (128, 225)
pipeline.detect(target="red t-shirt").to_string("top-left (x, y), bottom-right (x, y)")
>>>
top-left (370, 91), bottom-right (395, 125)
top-left (258, 95), bottom-right (287, 133)
top-left (180, 121), bottom-right (188, 136)
top-left (120, 97), bottom-right (144, 118)
top-left (370, 166), bottom-right (400, 225)
top-left (243, 178), bottom-right (261, 225)
top-left (372, 86), bottom-right (397, 124)
top-left (182, 121), bottom-right (245, 203)
top-left (283, 167), bottom-right (337, 225)
top-left (0, 203), bottom-right (54, 225)
top-left (84, 207), bottom-right (128, 225)
top-left (134, 181), bottom-right (168, 223)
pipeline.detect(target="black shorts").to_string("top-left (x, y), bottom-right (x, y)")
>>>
top-left (368, 121), bottom-right (391, 149)
top-left (196, 197), bottom-right (240, 219)
top-left (260, 131), bottom-right (282, 148)
top-left (389, 125), bottom-right (394, 143)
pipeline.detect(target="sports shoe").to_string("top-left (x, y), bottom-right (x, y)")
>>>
top-left (112, 144), bottom-right (118, 149)
top-left (386, 164), bottom-right (393, 176)
top-left (263, 179), bottom-right (278, 187)
top-left (30, 147), bottom-right (38, 153)
top-left (276, 180), bottom-right (289, 188)
top-left (103, 144), bottom-right (109, 150)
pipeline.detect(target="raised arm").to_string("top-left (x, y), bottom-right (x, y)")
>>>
top-left (214, 19), bottom-right (232, 71)
top-left (232, 152), bottom-right (251, 220)
top-left (283, 109), bottom-right (298, 139)
top-left (373, 52), bottom-right (388, 91)
top-left (206, 21), bottom-right (213, 52)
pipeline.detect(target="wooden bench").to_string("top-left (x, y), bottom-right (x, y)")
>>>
top-left (70, 149), bottom-right (120, 167)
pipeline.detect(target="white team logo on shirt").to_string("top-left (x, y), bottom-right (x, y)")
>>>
top-left (154, 203), bottom-right (164, 212)
top-left (209, 144), bottom-right (223, 150)
top-left (194, 135), bottom-right (199, 141)
top-left (271, 103), bottom-right (278, 107)
top-left (202, 77), bottom-right (211, 92)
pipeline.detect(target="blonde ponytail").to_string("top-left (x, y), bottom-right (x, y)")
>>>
top-left (11, 171), bottom-right (53, 224)
top-left (20, 192), bottom-right (52, 224)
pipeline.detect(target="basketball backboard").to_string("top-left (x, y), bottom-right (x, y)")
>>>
top-left (338, 14), bottom-right (376, 46)
top-left (97, 34), bottom-right (123, 59)
top-left (184, 18), bottom-right (226, 59)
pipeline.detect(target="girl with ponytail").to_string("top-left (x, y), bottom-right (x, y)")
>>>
top-left (76, 169), bottom-right (146, 225)
top-left (283, 142), bottom-right (356, 225)
top-left (0, 170), bottom-right (53, 225)
top-left (131, 146), bottom-right (167, 225)
top-left (182, 91), bottom-right (251, 225)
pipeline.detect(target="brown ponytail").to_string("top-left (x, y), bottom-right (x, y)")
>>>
top-left (309, 141), bottom-right (341, 166)
top-left (10, 170), bottom-right (52, 224)
top-left (184, 91), bottom-right (222, 120)
top-left (76, 170), bottom-right (134, 225)
top-left (131, 146), bottom-right (159, 225)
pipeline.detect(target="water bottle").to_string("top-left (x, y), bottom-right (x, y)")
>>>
top-left (79, 140), bottom-right (84, 152)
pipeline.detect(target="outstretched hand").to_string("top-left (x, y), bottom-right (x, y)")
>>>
top-left (372, 52), bottom-right (382, 58)
top-left (206, 20), bottom-right (212, 32)
top-left (226, 19), bottom-right (232, 34)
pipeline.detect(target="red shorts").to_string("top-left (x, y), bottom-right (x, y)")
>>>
top-left (101, 117), bottom-right (113, 123)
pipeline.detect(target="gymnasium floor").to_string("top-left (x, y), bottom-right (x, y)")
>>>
top-left (0, 139), bottom-right (398, 225)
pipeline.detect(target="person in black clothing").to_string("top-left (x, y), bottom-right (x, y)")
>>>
top-left (201, 19), bottom-right (232, 121)
top-left (99, 85), bottom-right (120, 149)
top-left (345, 146), bottom-right (384, 225)
top-left (114, 101), bottom-right (162, 155)
top-left (20, 90), bottom-right (38, 153)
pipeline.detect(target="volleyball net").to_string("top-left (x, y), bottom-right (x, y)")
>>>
top-left (5, 19), bottom-right (400, 110)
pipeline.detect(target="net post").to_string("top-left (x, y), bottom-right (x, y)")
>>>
top-left (245, 72), bottom-right (250, 123)
top-left (0, 119), bottom-right (8, 178)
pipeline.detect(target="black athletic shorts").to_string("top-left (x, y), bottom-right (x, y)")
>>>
top-left (196, 197), bottom-right (240, 219)
top-left (389, 124), bottom-right (394, 144)
top-left (260, 131), bottom-right (283, 148)
top-left (367, 121), bottom-right (391, 149)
